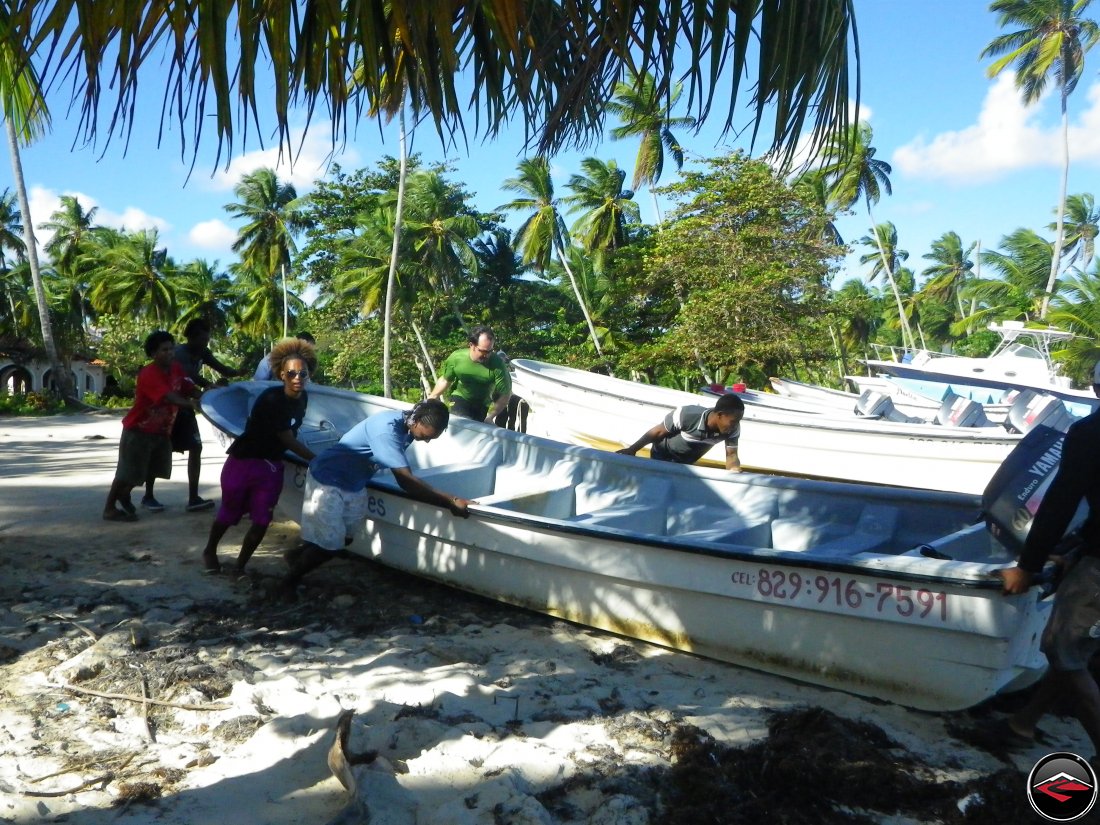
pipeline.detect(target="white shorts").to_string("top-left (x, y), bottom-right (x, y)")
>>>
top-left (300, 473), bottom-right (371, 552)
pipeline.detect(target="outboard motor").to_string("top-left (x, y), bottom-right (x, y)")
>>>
top-left (981, 424), bottom-right (1083, 555)
top-left (1005, 392), bottom-right (1077, 435)
top-left (936, 395), bottom-right (992, 428)
top-left (854, 390), bottom-right (913, 423)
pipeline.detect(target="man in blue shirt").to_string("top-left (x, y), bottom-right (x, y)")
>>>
top-left (278, 399), bottom-right (471, 598)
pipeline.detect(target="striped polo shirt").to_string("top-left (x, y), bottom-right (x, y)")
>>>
top-left (651, 405), bottom-right (740, 464)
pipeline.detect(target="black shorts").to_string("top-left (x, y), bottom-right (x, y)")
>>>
top-left (450, 397), bottom-right (489, 421)
top-left (170, 407), bottom-right (202, 453)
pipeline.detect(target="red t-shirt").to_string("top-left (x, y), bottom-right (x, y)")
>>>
top-left (122, 362), bottom-right (192, 435)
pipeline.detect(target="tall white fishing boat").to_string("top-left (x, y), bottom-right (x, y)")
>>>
top-left (862, 322), bottom-right (1098, 416)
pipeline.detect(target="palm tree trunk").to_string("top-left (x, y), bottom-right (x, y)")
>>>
top-left (383, 106), bottom-right (409, 398)
top-left (5, 118), bottom-right (73, 400)
top-left (553, 242), bottom-right (604, 359)
top-left (410, 318), bottom-right (437, 382)
top-left (867, 205), bottom-right (914, 351)
top-left (1041, 96), bottom-right (1070, 319)
top-left (280, 261), bottom-right (289, 338)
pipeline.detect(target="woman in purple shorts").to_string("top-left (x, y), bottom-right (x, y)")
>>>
top-left (201, 338), bottom-right (317, 574)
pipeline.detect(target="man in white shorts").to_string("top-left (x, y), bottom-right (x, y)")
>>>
top-left (279, 399), bottom-right (471, 598)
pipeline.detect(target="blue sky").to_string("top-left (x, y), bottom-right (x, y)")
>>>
top-left (4, 2), bottom-right (1099, 289)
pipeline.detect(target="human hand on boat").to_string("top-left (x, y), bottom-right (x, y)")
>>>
top-left (615, 448), bottom-right (636, 456)
top-left (998, 566), bottom-right (1034, 595)
top-left (449, 496), bottom-right (473, 517)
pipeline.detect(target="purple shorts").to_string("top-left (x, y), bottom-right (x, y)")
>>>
top-left (216, 455), bottom-right (285, 527)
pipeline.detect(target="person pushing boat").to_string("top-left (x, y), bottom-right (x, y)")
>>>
top-left (617, 393), bottom-right (745, 472)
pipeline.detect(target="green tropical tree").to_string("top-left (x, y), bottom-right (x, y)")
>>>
top-left (562, 157), bottom-right (640, 264)
top-left (176, 259), bottom-right (235, 335)
top-left (857, 221), bottom-right (912, 347)
top-left (1055, 191), bottom-right (1100, 274)
top-left (12, 2), bottom-right (857, 170)
top-left (499, 157), bottom-right (604, 358)
top-left (983, 0), bottom-right (1100, 318)
top-left (85, 229), bottom-right (178, 325)
top-left (607, 71), bottom-right (695, 221)
top-left (224, 168), bottom-right (307, 339)
top-left (832, 278), bottom-right (883, 367)
top-left (962, 228), bottom-right (1054, 330)
top-left (920, 231), bottom-right (976, 323)
top-left (0, 188), bottom-right (23, 267)
top-left (1048, 266), bottom-right (1100, 381)
top-left (0, 8), bottom-right (74, 397)
top-left (820, 121), bottom-right (915, 350)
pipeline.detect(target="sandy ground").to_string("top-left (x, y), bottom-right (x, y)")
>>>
top-left (0, 412), bottom-right (1095, 824)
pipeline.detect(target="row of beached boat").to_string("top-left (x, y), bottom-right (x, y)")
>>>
top-left (201, 354), bottom-right (1079, 710)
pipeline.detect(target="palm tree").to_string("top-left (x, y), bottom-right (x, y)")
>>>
top-left (0, 188), bottom-right (23, 267)
top-left (857, 221), bottom-right (912, 348)
top-left (176, 259), bottom-right (235, 335)
top-left (561, 157), bottom-right (640, 265)
top-left (820, 121), bottom-right (915, 350)
top-left (961, 228), bottom-right (1054, 330)
top-left (224, 169), bottom-right (307, 339)
top-left (0, 10), bottom-right (74, 398)
top-left (607, 71), bottom-right (695, 221)
top-left (983, 0), bottom-right (1100, 318)
top-left (920, 231), bottom-right (976, 323)
top-left (1048, 266), bottom-right (1100, 380)
top-left (14, 2), bottom-right (858, 170)
top-left (42, 194), bottom-right (100, 344)
top-left (1055, 192), bottom-right (1100, 274)
top-left (86, 229), bottom-right (178, 325)
top-left (499, 157), bottom-right (604, 357)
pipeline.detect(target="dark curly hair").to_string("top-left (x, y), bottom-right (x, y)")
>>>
top-left (143, 330), bottom-right (174, 356)
top-left (267, 337), bottom-right (318, 377)
top-left (406, 398), bottom-right (450, 432)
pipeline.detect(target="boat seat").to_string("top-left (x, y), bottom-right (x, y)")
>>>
top-left (476, 484), bottom-right (577, 519)
top-left (675, 516), bottom-right (771, 548)
top-left (569, 503), bottom-right (667, 535)
top-left (808, 504), bottom-right (901, 557)
top-left (410, 461), bottom-right (499, 498)
top-left (769, 518), bottom-right (849, 552)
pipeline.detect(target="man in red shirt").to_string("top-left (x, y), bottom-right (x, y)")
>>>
top-left (102, 330), bottom-right (199, 522)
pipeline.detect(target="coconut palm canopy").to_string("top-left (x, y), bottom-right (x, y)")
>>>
top-left (8, 0), bottom-right (858, 167)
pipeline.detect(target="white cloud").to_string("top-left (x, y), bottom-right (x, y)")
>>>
top-left (893, 74), bottom-right (1100, 183)
top-left (26, 186), bottom-right (170, 250)
top-left (202, 126), bottom-right (360, 192)
top-left (188, 219), bottom-right (237, 252)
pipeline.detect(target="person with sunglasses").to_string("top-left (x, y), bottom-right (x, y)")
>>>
top-left (200, 338), bottom-right (317, 574)
top-left (427, 325), bottom-right (512, 424)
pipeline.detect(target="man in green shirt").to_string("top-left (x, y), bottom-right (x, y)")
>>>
top-left (428, 326), bottom-right (512, 424)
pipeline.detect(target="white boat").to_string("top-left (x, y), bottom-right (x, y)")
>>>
top-left (510, 358), bottom-right (1038, 495)
top-left (199, 381), bottom-right (1052, 711)
top-left (863, 322), bottom-right (1099, 416)
top-left (770, 376), bottom-right (1012, 424)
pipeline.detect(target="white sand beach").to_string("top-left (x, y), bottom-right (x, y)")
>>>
top-left (0, 412), bottom-right (1092, 824)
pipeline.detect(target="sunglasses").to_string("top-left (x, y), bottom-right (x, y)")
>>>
top-left (473, 346), bottom-right (493, 355)
top-left (285, 369), bottom-right (309, 379)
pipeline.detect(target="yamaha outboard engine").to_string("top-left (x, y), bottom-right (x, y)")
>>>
top-left (854, 390), bottom-right (920, 423)
top-left (936, 395), bottom-right (992, 428)
top-left (1005, 392), bottom-right (1077, 435)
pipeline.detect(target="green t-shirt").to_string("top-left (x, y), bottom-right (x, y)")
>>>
top-left (440, 348), bottom-right (511, 408)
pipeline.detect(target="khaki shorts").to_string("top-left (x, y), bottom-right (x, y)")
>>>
top-left (1041, 554), bottom-right (1100, 671)
top-left (115, 428), bottom-right (172, 487)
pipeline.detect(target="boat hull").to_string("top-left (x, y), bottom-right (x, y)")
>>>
top-left (202, 382), bottom-right (1049, 711)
